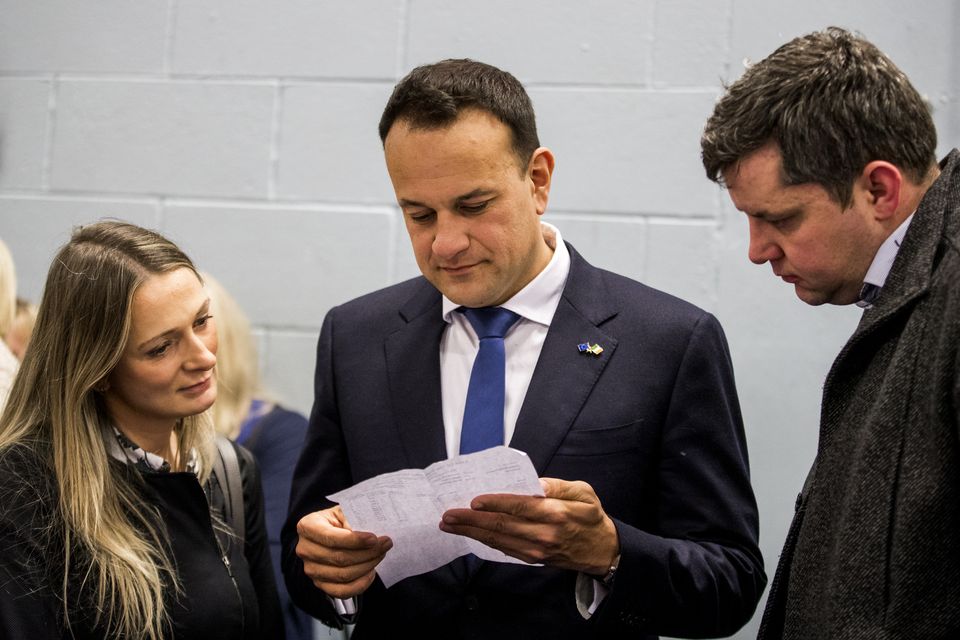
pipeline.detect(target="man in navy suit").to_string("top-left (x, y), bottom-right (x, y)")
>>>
top-left (282, 59), bottom-right (765, 638)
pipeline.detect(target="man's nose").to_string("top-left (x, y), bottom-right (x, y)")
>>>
top-left (432, 212), bottom-right (470, 260)
top-left (747, 219), bottom-right (784, 265)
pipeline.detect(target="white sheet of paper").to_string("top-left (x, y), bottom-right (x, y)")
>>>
top-left (327, 446), bottom-right (544, 587)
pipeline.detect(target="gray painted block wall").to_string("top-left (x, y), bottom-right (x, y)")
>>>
top-left (1, 2), bottom-right (957, 638)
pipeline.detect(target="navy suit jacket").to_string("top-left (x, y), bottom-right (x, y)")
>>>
top-left (282, 245), bottom-right (765, 639)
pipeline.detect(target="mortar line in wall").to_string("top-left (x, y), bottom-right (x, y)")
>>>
top-left (51, 73), bottom-right (280, 86)
top-left (160, 197), bottom-right (397, 213)
top-left (646, 0), bottom-right (658, 88)
top-left (722, 0), bottom-right (735, 81)
top-left (548, 211), bottom-right (714, 224)
top-left (267, 82), bottom-right (283, 200)
top-left (39, 72), bottom-right (715, 93)
top-left (40, 75), bottom-right (58, 190)
top-left (0, 189), bottom-right (386, 210)
top-left (153, 198), bottom-right (166, 230)
top-left (0, 190), bottom-right (166, 205)
top-left (163, 0), bottom-right (178, 75)
top-left (715, 0), bottom-right (736, 306)
top-left (396, 0), bottom-right (411, 78)
top-left (0, 71), bottom-right (61, 80)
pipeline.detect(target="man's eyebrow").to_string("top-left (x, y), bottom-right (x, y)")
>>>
top-left (745, 206), bottom-right (800, 220)
top-left (455, 188), bottom-right (495, 202)
top-left (398, 189), bottom-right (497, 209)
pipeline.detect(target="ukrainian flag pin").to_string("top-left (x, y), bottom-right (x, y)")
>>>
top-left (577, 342), bottom-right (603, 356)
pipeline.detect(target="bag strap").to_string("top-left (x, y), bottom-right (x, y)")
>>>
top-left (213, 436), bottom-right (245, 545)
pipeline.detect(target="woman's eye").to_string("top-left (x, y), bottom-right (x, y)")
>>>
top-left (195, 314), bottom-right (212, 328)
top-left (148, 343), bottom-right (170, 357)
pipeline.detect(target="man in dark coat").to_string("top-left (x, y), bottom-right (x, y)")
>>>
top-left (282, 58), bottom-right (766, 638)
top-left (701, 27), bottom-right (960, 638)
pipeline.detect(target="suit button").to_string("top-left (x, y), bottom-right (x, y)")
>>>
top-left (465, 595), bottom-right (479, 611)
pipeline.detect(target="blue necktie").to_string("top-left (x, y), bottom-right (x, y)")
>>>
top-left (459, 307), bottom-right (521, 455)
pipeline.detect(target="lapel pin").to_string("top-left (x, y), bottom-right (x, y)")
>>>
top-left (577, 342), bottom-right (603, 356)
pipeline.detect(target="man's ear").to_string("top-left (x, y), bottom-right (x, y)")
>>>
top-left (859, 161), bottom-right (902, 221)
top-left (528, 147), bottom-right (555, 216)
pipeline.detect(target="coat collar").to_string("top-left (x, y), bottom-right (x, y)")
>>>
top-left (853, 149), bottom-right (960, 338)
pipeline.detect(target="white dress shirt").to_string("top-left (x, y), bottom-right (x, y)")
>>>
top-left (857, 213), bottom-right (914, 308)
top-left (439, 222), bottom-right (570, 458)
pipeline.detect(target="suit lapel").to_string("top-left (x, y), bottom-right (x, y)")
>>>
top-left (510, 246), bottom-right (619, 474)
top-left (385, 281), bottom-right (448, 470)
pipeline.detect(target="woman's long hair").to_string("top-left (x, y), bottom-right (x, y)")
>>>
top-left (0, 220), bottom-right (217, 639)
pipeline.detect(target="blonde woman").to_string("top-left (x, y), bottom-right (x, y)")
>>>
top-left (0, 238), bottom-right (19, 409)
top-left (0, 221), bottom-right (283, 639)
top-left (205, 273), bottom-right (311, 640)
top-left (6, 298), bottom-right (38, 360)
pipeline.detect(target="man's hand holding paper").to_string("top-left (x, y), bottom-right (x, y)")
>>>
top-left (323, 446), bottom-right (544, 588)
top-left (294, 505), bottom-right (393, 598)
top-left (439, 477), bottom-right (621, 577)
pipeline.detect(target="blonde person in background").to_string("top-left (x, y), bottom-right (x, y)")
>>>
top-left (0, 221), bottom-right (283, 639)
top-left (7, 298), bottom-right (38, 361)
top-left (205, 272), bottom-right (312, 640)
top-left (0, 239), bottom-right (19, 409)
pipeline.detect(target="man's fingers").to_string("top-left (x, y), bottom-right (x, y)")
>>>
top-left (298, 530), bottom-right (393, 599)
top-left (297, 533), bottom-right (391, 566)
top-left (297, 508), bottom-right (381, 549)
top-left (316, 569), bottom-right (379, 599)
top-left (440, 477), bottom-right (618, 573)
top-left (439, 519), bottom-right (545, 562)
top-left (302, 544), bottom-right (390, 583)
top-left (539, 477), bottom-right (598, 503)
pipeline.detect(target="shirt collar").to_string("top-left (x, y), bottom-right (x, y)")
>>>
top-left (441, 222), bottom-right (570, 327)
top-left (107, 425), bottom-right (198, 475)
top-left (862, 213), bottom-right (914, 289)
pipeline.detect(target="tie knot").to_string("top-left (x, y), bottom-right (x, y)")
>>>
top-left (461, 307), bottom-right (520, 340)
top-left (857, 282), bottom-right (882, 308)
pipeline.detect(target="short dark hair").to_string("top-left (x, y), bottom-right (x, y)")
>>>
top-left (378, 58), bottom-right (540, 169)
top-left (701, 27), bottom-right (937, 205)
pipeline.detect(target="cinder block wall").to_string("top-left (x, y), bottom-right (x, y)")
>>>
top-left (1, 2), bottom-right (956, 638)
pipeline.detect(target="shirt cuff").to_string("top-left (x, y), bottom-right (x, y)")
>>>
top-left (330, 596), bottom-right (358, 622)
top-left (574, 572), bottom-right (610, 619)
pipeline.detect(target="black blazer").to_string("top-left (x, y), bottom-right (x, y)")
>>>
top-left (0, 439), bottom-right (283, 639)
top-left (283, 245), bottom-right (765, 639)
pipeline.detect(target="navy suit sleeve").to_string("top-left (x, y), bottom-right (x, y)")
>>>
top-left (281, 311), bottom-right (352, 628)
top-left (596, 313), bottom-right (765, 637)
